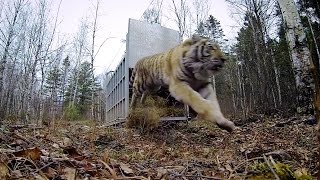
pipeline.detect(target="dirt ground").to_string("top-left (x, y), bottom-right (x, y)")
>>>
top-left (0, 115), bottom-right (318, 179)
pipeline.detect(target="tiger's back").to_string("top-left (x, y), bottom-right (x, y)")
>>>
top-left (130, 48), bottom-right (176, 96)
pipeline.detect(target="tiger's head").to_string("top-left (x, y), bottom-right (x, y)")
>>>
top-left (182, 34), bottom-right (227, 81)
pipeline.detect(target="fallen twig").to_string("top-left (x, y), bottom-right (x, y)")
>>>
top-left (115, 176), bottom-right (149, 180)
top-left (99, 160), bottom-right (117, 178)
top-left (233, 150), bottom-right (292, 172)
top-left (13, 131), bottom-right (33, 144)
top-left (263, 154), bottom-right (280, 180)
top-left (185, 174), bottom-right (223, 180)
top-left (9, 124), bottom-right (43, 130)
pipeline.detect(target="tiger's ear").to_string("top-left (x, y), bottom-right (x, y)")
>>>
top-left (191, 34), bottom-right (203, 43)
top-left (181, 34), bottom-right (203, 47)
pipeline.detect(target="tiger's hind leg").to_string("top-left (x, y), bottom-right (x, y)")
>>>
top-left (169, 80), bottom-right (235, 132)
top-left (130, 84), bottom-right (142, 109)
top-left (130, 89), bottom-right (150, 109)
top-left (140, 91), bottom-right (149, 104)
top-left (139, 86), bottom-right (161, 105)
top-left (130, 93), bottom-right (139, 110)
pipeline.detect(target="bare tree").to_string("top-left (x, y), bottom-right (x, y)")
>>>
top-left (142, 0), bottom-right (163, 24)
top-left (142, 8), bottom-right (161, 24)
top-left (0, 0), bottom-right (27, 119)
top-left (224, 0), bottom-right (282, 114)
top-left (71, 19), bottom-right (89, 107)
top-left (170, 0), bottom-right (189, 40)
top-left (87, 0), bottom-right (115, 121)
top-left (192, 0), bottom-right (211, 29)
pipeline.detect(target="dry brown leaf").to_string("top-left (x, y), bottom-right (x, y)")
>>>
top-left (13, 147), bottom-right (42, 161)
top-left (42, 167), bottom-right (57, 179)
top-left (62, 146), bottom-right (82, 160)
top-left (225, 163), bottom-right (233, 172)
top-left (62, 137), bottom-right (73, 147)
top-left (34, 173), bottom-right (49, 180)
top-left (11, 170), bottom-right (22, 178)
top-left (0, 162), bottom-right (9, 179)
top-left (156, 167), bottom-right (168, 179)
top-left (120, 163), bottom-right (134, 175)
top-left (102, 149), bottom-right (110, 163)
top-left (52, 143), bottom-right (60, 148)
top-left (40, 149), bottom-right (50, 156)
top-left (63, 167), bottom-right (76, 180)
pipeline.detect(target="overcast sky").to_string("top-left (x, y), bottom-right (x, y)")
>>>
top-left (51, 0), bottom-right (239, 75)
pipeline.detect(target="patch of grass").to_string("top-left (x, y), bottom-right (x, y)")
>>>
top-left (163, 106), bottom-right (185, 117)
top-left (127, 106), bottom-right (161, 134)
top-left (127, 96), bottom-right (187, 133)
top-left (63, 105), bottom-right (81, 121)
top-left (127, 96), bottom-right (165, 133)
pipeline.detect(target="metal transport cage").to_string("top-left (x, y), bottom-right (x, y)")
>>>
top-left (105, 18), bottom-right (190, 126)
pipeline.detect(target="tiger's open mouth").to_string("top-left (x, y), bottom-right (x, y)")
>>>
top-left (206, 60), bottom-right (224, 71)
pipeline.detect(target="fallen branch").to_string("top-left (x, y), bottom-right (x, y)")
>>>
top-left (13, 131), bottom-right (32, 144)
top-left (263, 154), bottom-right (280, 180)
top-left (115, 176), bottom-right (149, 180)
top-left (9, 125), bottom-right (43, 130)
top-left (185, 174), bottom-right (223, 180)
top-left (234, 150), bottom-right (292, 172)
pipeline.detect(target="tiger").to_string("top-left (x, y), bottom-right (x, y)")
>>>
top-left (129, 34), bottom-right (235, 132)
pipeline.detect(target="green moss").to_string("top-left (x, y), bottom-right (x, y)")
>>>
top-left (249, 162), bottom-right (312, 180)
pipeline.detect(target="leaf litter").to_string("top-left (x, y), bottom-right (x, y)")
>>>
top-left (0, 115), bottom-right (317, 179)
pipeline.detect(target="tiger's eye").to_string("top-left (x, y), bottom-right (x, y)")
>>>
top-left (207, 44), bottom-right (215, 50)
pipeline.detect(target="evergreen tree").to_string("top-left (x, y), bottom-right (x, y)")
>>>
top-left (44, 66), bottom-right (63, 98)
top-left (64, 61), bottom-right (100, 118)
top-left (195, 15), bottom-right (224, 44)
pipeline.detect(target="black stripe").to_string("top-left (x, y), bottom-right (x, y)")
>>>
top-left (138, 85), bottom-right (144, 95)
top-left (181, 66), bottom-right (194, 79)
top-left (130, 69), bottom-right (136, 86)
top-left (200, 44), bottom-right (204, 58)
top-left (195, 45), bottom-right (199, 60)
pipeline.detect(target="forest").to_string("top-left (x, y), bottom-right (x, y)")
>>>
top-left (0, 0), bottom-right (319, 179)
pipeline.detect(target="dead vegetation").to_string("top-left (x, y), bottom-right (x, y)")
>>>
top-left (0, 114), bottom-right (317, 179)
top-left (127, 96), bottom-right (185, 133)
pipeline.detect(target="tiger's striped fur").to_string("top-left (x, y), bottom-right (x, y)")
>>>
top-left (130, 35), bottom-right (235, 132)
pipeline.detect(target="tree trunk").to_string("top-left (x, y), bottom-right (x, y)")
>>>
top-left (278, 1), bottom-right (319, 178)
top-left (0, 0), bottom-right (23, 119)
top-left (277, 0), bottom-right (314, 114)
top-left (270, 46), bottom-right (282, 107)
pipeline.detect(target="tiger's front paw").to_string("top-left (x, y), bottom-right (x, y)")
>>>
top-left (216, 119), bottom-right (236, 133)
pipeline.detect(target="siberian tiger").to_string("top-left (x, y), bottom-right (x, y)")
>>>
top-left (129, 35), bottom-right (235, 132)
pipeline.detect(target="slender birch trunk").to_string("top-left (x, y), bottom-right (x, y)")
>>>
top-left (277, 0), bottom-right (314, 113)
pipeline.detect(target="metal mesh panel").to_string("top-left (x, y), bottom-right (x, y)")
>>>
top-left (127, 19), bottom-right (180, 68)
